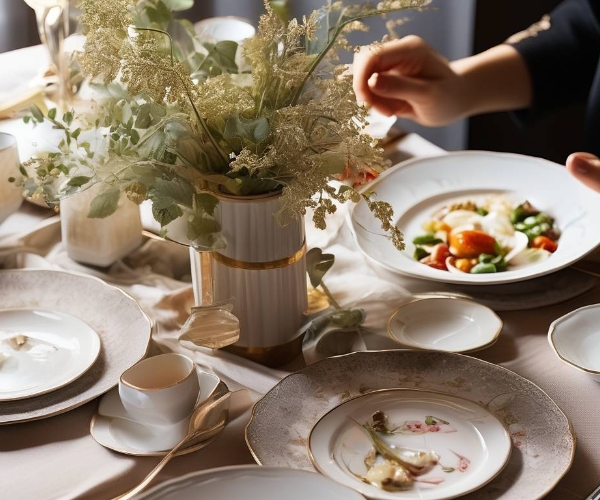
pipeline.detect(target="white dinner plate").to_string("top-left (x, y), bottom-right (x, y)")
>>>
top-left (387, 298), bottom-right (502, 352)
top-left (135, 465), bottom-right (365, 500)
top-left (246, 350), bottom-right (575, 500)
top-left (309, 389), bottom-right (511, 500)
top-left (0, 269), bottom-right (152, 424)
top-left (0, 309), bottom-right (101, 401)
top-left (91, 369), bottom-right (222, 456)
top-left (350, 151), bottom-right (600, 284)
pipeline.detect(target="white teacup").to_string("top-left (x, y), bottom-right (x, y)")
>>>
top-left (118, 353), bottom-right (200, 426)
top-left (0, 133), bottom-right (23, 224)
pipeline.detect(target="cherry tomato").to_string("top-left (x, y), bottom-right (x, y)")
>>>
top-left (449, 230), bottom-right (498, 258)
top-left (532, 235), bottom-right (558, 253)
top-left (430, 243), bottom-right (451, 263)
top-left (422, 243), bottom-right (450, 270)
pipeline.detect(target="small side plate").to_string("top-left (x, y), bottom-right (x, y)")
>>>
top-left (387, 297), bottom-right (502, 353)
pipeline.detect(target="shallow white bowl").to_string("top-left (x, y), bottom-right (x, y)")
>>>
top-left (350, 151), bottom-right (600, 285)
top-left (548, 304), bottom-right (600, 382)
top-left (388, 297), bottom-right (502, 353)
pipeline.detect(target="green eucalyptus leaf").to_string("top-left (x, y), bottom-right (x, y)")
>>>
top-left (137, 130), bottom-right (167, 160)
top-left (154, 177), bottom-right (195, 206)
top-left (134, 104), bottom-right (152, 128)
top-left (306, 247), bottom-right (335, 288)
top-left (152, 201), bottom-right (182, 226)
top-left (223, 115), bottom-right (270, 151)
top-left (187, 215), bottom-right (225, 250)
top-left (195, 41), bottom-right (239, 76)
top-left (87, 188), bottom-right (120, 218)
top-left (194, 192), bottom-right (219, 216)
top-left (29, 105), bottom-right (44, 122)
top-left (67, 175), bottom-right (92, 187)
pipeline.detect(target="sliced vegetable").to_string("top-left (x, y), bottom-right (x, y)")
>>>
top-left (449, 230), bottom-right (498, 259)
top-left (532, 235), bottom-right (558, 253)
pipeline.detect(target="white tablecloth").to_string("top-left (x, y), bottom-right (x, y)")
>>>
top-left (1, 45), bottom-right (599, 500)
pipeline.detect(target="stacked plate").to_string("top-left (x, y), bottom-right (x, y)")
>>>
top-left (349, 151), bottom-right (600, 310)
top-left (246, 350), bottom-right (575, 500)
top-left (0, 269), bottom-right (152, 424)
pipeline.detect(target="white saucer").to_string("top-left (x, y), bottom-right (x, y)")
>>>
top-left (387, 297), bottom-right (502, 353)
top-left (90, 368), bottom-right (220, 456)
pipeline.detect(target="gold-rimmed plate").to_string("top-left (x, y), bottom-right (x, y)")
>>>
top-left (308, 388), bottom-right (512, 500)
top-left (246, 350), bottom-right (575, 500)
top-left (0, 269), bottom-right (152, 424)
top-left (0, 308), bottom-right (101, 401)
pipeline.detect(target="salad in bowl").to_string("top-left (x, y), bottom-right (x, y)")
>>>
top-left (412, 194), bottom-right (560, 274)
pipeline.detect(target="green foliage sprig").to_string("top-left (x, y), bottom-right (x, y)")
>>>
top-left (17, 0), bottom-right (430, 250)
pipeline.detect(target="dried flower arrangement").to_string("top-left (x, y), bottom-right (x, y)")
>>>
top-left (17, 0), bottom-right (430, 250)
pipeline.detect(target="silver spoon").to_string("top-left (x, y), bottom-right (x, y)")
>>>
top-left (112, 388), bottom-right (232, 500)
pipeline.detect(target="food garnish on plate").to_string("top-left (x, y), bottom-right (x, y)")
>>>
top-left (412, 195), bottom-right (560, 274)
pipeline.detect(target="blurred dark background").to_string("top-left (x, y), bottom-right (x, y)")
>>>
top-left (0, 0), bottom-right (580, 164)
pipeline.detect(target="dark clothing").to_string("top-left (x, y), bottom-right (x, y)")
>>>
top-left (510, 0), bottom-right (600, 156)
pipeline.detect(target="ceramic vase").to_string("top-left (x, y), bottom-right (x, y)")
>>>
top-left (60, 185), bottom-right (143, 267)
top-left (203, 191), bottom-right (308, 367)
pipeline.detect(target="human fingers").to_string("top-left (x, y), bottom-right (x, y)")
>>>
top-left (367, 72), bottom-right (426, 102)
top-left (352, 35), bottom-right (434, 106)
top-left (566, 152), bottom-right (600, 193)
top-left (368, 96), bottom-right (415, 118)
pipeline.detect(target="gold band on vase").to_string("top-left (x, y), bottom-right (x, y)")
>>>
top-left (212, 242), bottom-right (307, 270)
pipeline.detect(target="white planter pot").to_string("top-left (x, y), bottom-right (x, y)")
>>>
top-left (60, 185), bottom-right (143, 267)
top-left (206, 191), bottom-right (308, 366)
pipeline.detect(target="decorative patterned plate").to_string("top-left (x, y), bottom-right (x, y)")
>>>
top-left (246, 350), bottom-right (575, 500)
top-left (309, 389), bottom-right (511, 499)
top-left (350, 151), bottom-right (600, 285)
top-left (0, 269), bottom-right (152, 424)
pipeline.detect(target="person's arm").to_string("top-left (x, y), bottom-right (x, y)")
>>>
top-left (508, 0), bottom-right (600, 122)
top-left (449, 44), bottom-right (531, 117)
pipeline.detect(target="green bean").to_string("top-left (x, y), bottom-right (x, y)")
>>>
top-left (413, 247), bottom-right (430, 261)
top-left (470, 262), bottom-right (497, 274)
top-left (412, 234), bottom-right (443, 245)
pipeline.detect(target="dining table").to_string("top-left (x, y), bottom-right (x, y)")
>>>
top-left (1, 43), bottom-right (600, 500)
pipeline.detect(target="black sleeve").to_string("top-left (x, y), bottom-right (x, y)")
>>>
top-left (508, 0), bottom-right (600, 123)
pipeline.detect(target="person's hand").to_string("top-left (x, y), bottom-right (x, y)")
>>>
top-left (352, 35), bottom-right (467, 126)
top-left (352, 36), bottom-right (532, 126)
top-left (566, 152), bottom-right (600, 193)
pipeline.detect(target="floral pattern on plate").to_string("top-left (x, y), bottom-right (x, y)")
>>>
top-left (246, 350), bottom-right (575, 500)
top-left (308, 389), bottom-right (511, 500)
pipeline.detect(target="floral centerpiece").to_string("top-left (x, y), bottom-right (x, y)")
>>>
top-left (16, 0), bottom-right (429, 365)
top-left (18, 0), bottom-right (429, 251)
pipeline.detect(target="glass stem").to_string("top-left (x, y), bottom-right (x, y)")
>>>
top-left (36, 4), bottom-right (70, 111)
